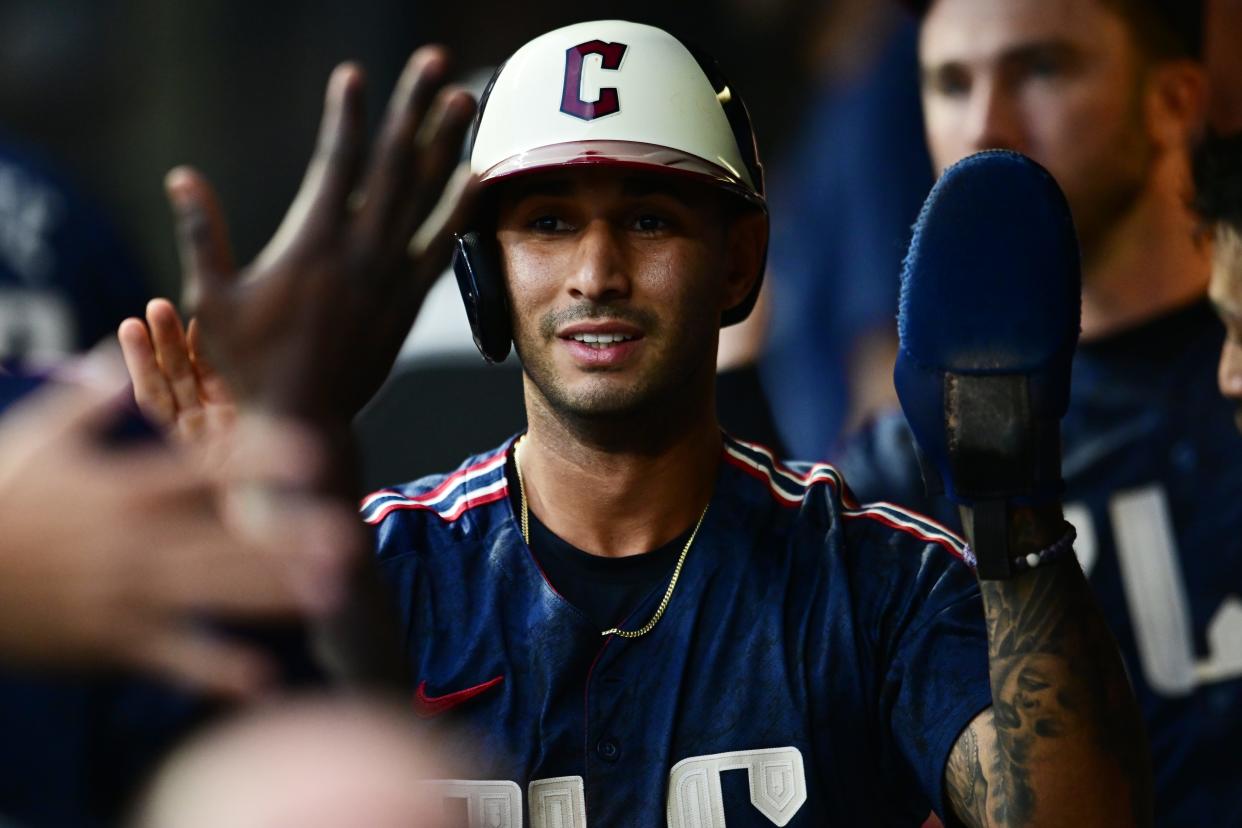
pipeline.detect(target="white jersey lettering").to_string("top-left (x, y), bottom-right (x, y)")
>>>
top-left (1066, 485), bottom-right (1242, 696)
top-left (529, 776), bottom-right (586, 828)
top-left (667, 747), bottom-right (807, 828)
top-left (422, 779), bottom-right (522, 828)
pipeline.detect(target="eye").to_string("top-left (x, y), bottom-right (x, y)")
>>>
top-left (633, 214), bottom-right (671, 233)
top-left (531, 215), bottom-right (571, 233)
top-left (1025, 55), bottom-right (1063, 80)
top-left (1013, 47), bottom-right (1079, 84)
top-left (926, 67), bottom-right (971, 98)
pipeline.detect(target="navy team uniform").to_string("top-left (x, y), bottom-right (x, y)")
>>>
top-left (364, 434), bottom-right (991, 826)
top-left (0, 137), bottom-right (149, 361)
top-left (841, 298), bottom-right (1242, 826)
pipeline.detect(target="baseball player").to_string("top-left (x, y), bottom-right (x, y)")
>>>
top-left (123, 21), bottom-right (1147, 827)
top-left (841, 1), bottom-right (1242, 824)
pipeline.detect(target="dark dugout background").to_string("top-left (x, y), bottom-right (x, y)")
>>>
top-left (0, 0), bottom-right (901, 485)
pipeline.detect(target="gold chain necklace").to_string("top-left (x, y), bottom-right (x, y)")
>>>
top-left (513, 436), bottom-right (708, 639)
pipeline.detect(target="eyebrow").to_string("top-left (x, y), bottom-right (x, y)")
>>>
top-left (1001, 40), bottom-right (1081, 69)
top-left (923, 38), bottom-right (1081, 75)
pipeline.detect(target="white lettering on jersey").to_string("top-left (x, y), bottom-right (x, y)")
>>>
top-left (422, 779), bottom-right (522, 828)
top-left (667, 747), bottom-right (807, 828)
top-left (428, 747), bottom-right (807, 827)
top-left (0, 289), bottom-right (74, 362)
top-left (1062, 502), bottom-right (1096, 574)
top-left (529, 776), bottom-right (586, 828)
top-left (1066, 485), bottom-right (1242, 696)
top-left (0, 163), bottom-right (63, 286)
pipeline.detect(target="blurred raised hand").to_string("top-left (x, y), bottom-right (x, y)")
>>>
top-left (165, 47), bottom-right (476, 429)
top-left (0, 377), bottom-right (363, 697)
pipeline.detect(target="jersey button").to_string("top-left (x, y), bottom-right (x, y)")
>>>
top-left (596, 739), bottom-right (620, 762)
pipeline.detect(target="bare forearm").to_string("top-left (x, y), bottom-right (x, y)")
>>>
top-left (302, 418), bottom-right (409, 692)
top-left (949, 505), bottom-right (1152, 828)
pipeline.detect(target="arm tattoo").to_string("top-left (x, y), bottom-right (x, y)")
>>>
top-left (945, 717), bottom-right (991, 828)
top-left (947, 507), bottom-right (1153, 827)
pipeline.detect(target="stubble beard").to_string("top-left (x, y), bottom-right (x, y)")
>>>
top-left (1067, 86), bottom-right (1158, 265)
top-left (514, 302), bottom-right (720, 435)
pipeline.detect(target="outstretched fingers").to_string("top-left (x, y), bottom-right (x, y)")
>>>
top-left (118, 317), bottom-right (178, 428)
top-left (410, 162), bottom-right (479, 266)
top-left (393, 87), bottom-right (477, 267)
top-left (267, 63), bottom-right (368, 259)
top-left (145, 299), bottom-right (205, 429)
top-left (353, 47), bottom-right (452, 248)
top-left (165, 167), bottom-right (235, 311)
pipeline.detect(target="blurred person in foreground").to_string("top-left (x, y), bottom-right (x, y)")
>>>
top-left (842, 0), bottom-right (1242, 823)
top-left (133, 695), bottom-right (457, 828)
top-left (0, 363), bottom-right (363, 826)
top-left (123, 21), bottom-right (1149, 826)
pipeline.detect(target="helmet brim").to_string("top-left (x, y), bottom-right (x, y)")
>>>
top-left (476, 140), bottom-right (766, 210)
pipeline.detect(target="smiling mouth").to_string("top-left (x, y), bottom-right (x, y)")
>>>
top-left (564, 332), bottom-right (639, 348)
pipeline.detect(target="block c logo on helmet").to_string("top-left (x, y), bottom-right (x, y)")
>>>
top-left (560, 40), bottom-right (628, 121)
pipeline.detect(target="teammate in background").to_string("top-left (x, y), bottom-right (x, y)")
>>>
top-left (841, 1), bottom-right (1242, 823)
top-left (123, 23), bottom-right (1148, 826)
top-left (0, 138), bottom-right (149, 364)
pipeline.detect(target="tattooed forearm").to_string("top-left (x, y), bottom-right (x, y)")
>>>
top-left (945, 716), bottom-right (992, 828)
top-left (949, 505), bottom-right (1153, 828)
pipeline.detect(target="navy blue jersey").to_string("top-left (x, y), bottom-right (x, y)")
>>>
top-left (839, 299), bottom-right (1242, 826)
top-left (363, 434), bottom-right (991, 826)
top-left (0, 137), bottom-right (149, 361)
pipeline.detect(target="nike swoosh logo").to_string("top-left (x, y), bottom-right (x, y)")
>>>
top-left (413, 675), bottom-right (504, 719)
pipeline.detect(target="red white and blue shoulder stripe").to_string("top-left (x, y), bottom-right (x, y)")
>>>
top-left (723, 435), bottom-right (973, 564)
top-left (360, 445), bottom-right (510, 525)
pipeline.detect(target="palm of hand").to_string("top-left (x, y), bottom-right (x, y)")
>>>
top-left (168, 51), bottom-right (476, 427)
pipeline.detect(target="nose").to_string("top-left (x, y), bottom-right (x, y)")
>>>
top-left (1219, 339), bottom-right (1242, 399)
top-left (566, 219), bottom-right (630, 304)
top-left (964, 78), bottom-right (1024, 155)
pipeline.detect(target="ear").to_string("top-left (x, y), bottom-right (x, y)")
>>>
top-left (720, 208), bottom-right (769, 313)
top-left (1144, 59), bottom-right (1209, 151)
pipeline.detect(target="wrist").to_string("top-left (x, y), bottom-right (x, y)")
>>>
top-left (959, 502), bottom-right (1072, 580)
top-left (229, 410), bottom-right (360, 502)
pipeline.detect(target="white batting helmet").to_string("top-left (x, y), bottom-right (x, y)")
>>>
top-left (470, 19), bottom-right (765, 208)
top-left (452, 20), bottom-right (768, 363)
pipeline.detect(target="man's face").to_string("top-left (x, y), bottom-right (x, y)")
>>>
top-left (920, 0), bottom-right (1156, 251)
top-left (1209, 223), bottom-right (1242, 427)
top-left (495, 167), bottom-right (747, 421)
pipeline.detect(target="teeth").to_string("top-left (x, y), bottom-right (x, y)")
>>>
top-left (570, 332), bottom-right (634, 345)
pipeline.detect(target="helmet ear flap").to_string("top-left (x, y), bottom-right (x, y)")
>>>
top-left (452, 232), bottom-right (513, 363)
